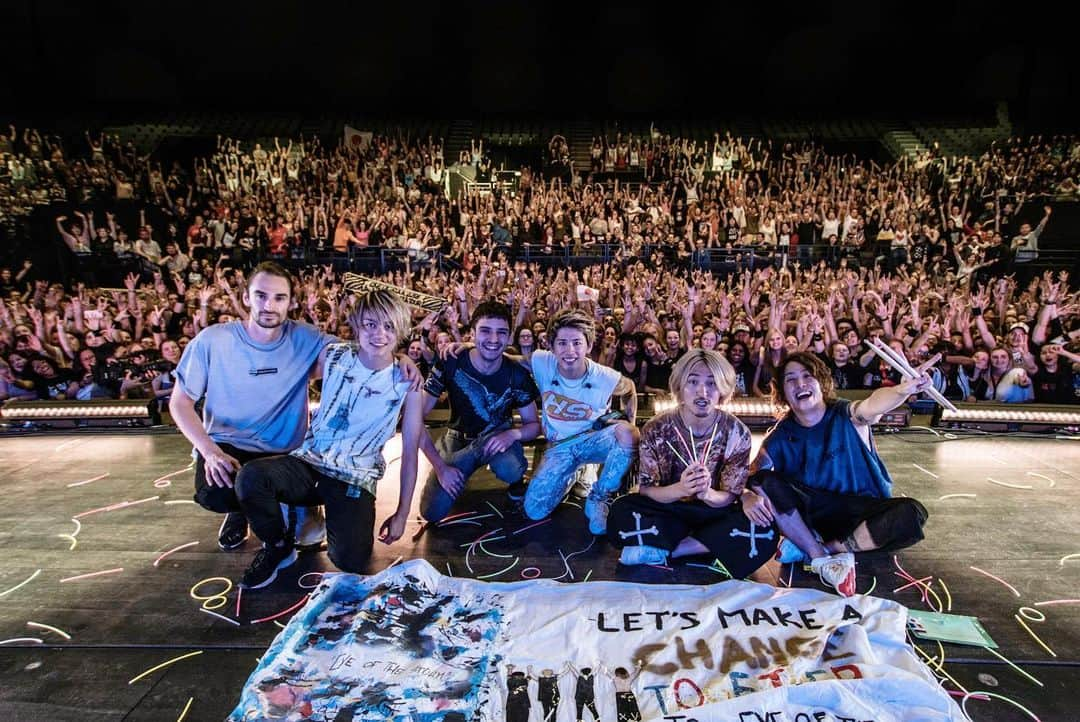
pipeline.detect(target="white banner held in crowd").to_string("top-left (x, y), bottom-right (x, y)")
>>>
top-left (576, 283), bottom-right (600, 303)
top-left (229, 560), bottom-right (963, 721)
top-left (344, 125), bottom-right (373, 151)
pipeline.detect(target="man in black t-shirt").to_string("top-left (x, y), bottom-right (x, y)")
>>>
top-left (821, 342), bottom-right (864, 391)
top-left (1033, 344), bottom-right (1080, 404)
top-left (796, 208), bottom-right (821, 264)
top-left (418, 301), bottom-right (542, 522)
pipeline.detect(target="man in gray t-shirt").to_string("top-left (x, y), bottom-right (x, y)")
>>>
top-left (171, 262), bottom-right (333, 551)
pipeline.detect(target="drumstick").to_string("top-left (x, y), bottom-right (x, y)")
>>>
top-left (864, 341), bottom-right (958, 412)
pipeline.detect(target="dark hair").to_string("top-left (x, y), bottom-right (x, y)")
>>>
top-left (726, 340), bottom-right (750, 363)
top-left (246, 261), bottom-right (294, 298)
top-left (771, 351), bottom-right (836, 411)
top-left (470, 300), bottom-right (512, 329)
top-left (614, 332), bottom-right (642, 368)
top-left (513, 325), bottom-right (535, 349)
top-left (30, 353), bottom-right (58, 374)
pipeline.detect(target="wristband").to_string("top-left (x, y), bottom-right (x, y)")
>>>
top-left (971, 307), bottom-right (982, 317)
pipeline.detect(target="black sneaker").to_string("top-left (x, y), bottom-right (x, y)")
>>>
top-left (217, 512), bottom-right (249, 551)
top-left (506, 481), bottom-right (527, 501)
top-left (240, 542), bottom-right (298, 589)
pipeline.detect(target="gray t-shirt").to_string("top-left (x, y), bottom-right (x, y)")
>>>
top-left (174, 320), bottom-right (332, 453)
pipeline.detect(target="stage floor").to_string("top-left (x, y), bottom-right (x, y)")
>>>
top-left (0, 428), bottom-right (1077, 721)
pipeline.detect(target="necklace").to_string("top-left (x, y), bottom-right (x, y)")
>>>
top-left (678, 408), bottom-right (719, 439)
top-left (556, 362), bottom-right (590, 389)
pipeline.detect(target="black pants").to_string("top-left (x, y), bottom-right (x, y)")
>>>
top-left (755, 472), bottom-right (928, 553)
top-left (193, 442), bottom-right (275, 514)
top-left (616, 691), bottom-right (642, 721)
top-left (538, 680), bottom-right (559, 721)
top-left (235, 455), bottom-right (376, 573)
top-left (575, 696), bottom-right (599, 722)
top-left (607, 494), bottom-right (778, 579)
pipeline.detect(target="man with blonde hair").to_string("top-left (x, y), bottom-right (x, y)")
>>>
top-left (607, 349), bottom-right (777, 576)
top-left (234, 290), bottom-right (425, 588)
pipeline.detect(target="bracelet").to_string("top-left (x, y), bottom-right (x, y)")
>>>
top-left (971, 307), bottom-right (982, 317)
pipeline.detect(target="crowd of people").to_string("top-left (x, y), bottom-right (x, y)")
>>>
top-left (1, 120), bottom-right (1078, 594)
top-left (1, 122), bottom-right (1078, 409)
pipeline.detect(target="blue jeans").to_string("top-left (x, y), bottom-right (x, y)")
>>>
top-left (419, 427), bottom-right (527, 522)
top-left (524, 425), bottom-right (635, 521)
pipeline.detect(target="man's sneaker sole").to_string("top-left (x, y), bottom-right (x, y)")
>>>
top-left (811, 552), bottom-right (857, 597)
top-left (240, 549), bottom-right (298, 590)
top-left (218, 535), bottom-right (248, 551)
top-left (217, 514), bottom-right (249, 551)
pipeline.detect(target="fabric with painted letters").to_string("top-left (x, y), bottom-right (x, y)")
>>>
top-left (228, 559), bottom-right (963, 721)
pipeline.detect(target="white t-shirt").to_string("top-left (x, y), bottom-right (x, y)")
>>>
top-left (823, 218), bottom-right (840, 239)
top-left (292, 344), bottom-right (413, 492)
top-left (531, 350), bottom-right (620, 442)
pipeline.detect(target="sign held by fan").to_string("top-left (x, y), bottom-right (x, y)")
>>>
top-left (343, 273), bottom-right (449, 314)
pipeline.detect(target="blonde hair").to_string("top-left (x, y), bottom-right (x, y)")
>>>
top-left (348, 290), bottom-right (412, 346)
top-left (548, 308), bottom-right (596, 347)
top-left (669, 348), bottom-right (736, 402)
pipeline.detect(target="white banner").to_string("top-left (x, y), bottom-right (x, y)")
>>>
top-left (229, 560), bottom-right (963, 721)
top-left (344, 125), bottom-right (373, 151)
top-left (576, 284), bottom-right (600, 303)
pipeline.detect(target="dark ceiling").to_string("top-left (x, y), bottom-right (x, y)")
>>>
top-left (1, 0), bottom-right (1076, 127)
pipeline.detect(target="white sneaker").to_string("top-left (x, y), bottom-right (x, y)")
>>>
top-left (811, 552), bottom-right (857, 597)
top-left (290, 505), bottom-right (327, 551)
top-left (571, 464), bottom-right (599, 499)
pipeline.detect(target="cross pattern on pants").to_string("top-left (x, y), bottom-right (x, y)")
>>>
top-left (618, 511), bottom-right (659, 545)
top-left (729, 523), bottom-right (775, 558)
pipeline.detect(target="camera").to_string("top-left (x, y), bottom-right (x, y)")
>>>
top-left (99, 358), bottom-right (173, 384)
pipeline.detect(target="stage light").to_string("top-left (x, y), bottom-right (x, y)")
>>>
top-left (0, 399), bottom-right (159, 428)
top-left (721, 398), bottom-right (779, 429)
top-left (934, 402), bottom-right (1080, 432)
top-left (646, 394), bottom-right (908, 430)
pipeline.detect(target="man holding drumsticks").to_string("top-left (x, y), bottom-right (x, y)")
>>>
top-left (744, 351), bottom-right (932, 596)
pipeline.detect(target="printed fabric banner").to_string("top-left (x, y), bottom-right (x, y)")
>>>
top-left (344, 126), bottom-right (373, 152)
top-left (229, 559), bottom-right (963, 721)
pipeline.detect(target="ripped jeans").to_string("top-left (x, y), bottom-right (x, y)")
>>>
top-left (524, 424), bottom-right (636, 521)
top-left (419, 426), bottom-right (527, 523)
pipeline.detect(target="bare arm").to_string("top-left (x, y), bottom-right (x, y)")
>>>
top-left (613, 375), bottom-right (638, 425)
top-left (850, 371), bottom-right (931, 426)
top-left (169, 389), bottom-right (241, 488)
top-left (379, 390), bottom-right (423, 544)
